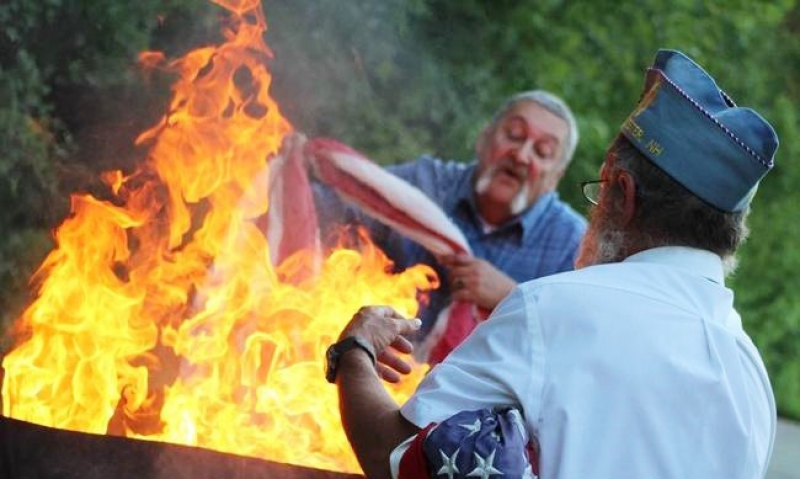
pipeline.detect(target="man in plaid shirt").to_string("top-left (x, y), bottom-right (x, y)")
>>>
top-left (316, 90), bottom-right (586, 349)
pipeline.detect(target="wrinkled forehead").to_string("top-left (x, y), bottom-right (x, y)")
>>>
top-left (498, 100), bottom-right (570, 142)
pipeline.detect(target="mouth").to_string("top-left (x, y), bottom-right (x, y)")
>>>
top-left (475, 161), bottom-right (528, 196)
top-left (495, 163), bottom-right (527, 184)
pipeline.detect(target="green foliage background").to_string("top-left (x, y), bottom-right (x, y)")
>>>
top-left (1, 0), bottom-right (798, 418)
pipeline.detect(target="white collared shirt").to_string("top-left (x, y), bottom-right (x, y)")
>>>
top-left (400, 247), bottom-right (776, 479)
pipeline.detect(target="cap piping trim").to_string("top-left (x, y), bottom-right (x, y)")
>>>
top-left (657, 71), bottom-right (773, 168)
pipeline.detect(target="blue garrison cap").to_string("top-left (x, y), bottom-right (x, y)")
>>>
top-left (620, 49), bottom-right (779, 212)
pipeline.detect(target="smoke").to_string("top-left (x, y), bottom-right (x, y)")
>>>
top-left (53, 3), bottom-right (223, 201)
top-left (261, 0), bottom-right (471, 164)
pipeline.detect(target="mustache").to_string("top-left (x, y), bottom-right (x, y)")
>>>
top-left (474, 161), bottom-right (531, 215)
top-left (498, 160), bottom-right (529, 180)
top-left (481, 160), bottom-right (530, 182)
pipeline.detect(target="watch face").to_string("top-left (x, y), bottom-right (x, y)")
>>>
top-left (324, 336), bottom-right (374, 384)
top-left (325, 344), bottom-right (338, 383)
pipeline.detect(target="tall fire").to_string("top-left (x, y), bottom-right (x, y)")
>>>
top-left (1, 0), bottom-right (434, 473)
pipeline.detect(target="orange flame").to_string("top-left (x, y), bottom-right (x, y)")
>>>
top-left (2, 1), bottom-right (433, 472)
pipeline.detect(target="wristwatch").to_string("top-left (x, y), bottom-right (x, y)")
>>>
top-left (325, 335), bottom-right (376, 384)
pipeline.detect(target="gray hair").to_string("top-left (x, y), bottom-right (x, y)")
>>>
top-left (489, 90), bottom-right (579, 166)
top-left (607, 135), bottom-right (750, 274)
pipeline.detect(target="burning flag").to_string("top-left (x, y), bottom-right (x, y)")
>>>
top-left (1, 0), bottom-right (437, 473)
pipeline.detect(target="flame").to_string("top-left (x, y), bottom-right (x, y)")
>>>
top-left (1, 1), bottom-right (434, 472)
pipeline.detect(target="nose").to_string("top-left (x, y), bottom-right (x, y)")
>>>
top-left (513, 139), bottom-right (534, 164)
top-left (511, 139), bottom-right (538, 175)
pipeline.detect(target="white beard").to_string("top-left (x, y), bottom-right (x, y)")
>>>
top-left (509, 183), bottom-right (530, 216)
top-left (575, 205), bottom-right (628, 269)
top-left (475, 164), bottom-right (531, 218)
top-left (578, 221), bottom-right (740, 276)
top-left (474, 165), bottom-right (495, 195)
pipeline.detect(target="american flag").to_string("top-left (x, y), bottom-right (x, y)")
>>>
top-left (397, 408), bottom-right (537, 479)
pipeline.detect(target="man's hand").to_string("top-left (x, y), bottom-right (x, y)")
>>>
top-left (336, 306), bottom-right (422, 479)
top-left (339, 306), bottom-right (421, 383)
top-left (440, 254), bottom-right (517, 310)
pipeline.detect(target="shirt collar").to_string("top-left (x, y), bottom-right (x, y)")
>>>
top-left (516, 192), bottom-right (555, 240)
top-left (623, 246), bottom-right (725, 284)
top-left (455, 164), bottom-right (556, 241)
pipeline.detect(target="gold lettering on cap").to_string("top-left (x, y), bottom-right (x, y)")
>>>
top-left (624, 118), bottom-right (644, 139)
top-left (646, 139), bottom-right (664, 156)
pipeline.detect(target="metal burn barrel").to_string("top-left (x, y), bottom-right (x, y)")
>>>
top-left (0, 365), bottom-right (362, 479)
top-left (0, 415), bottom-right (362, 479)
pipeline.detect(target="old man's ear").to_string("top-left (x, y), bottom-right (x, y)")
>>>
top-left (616, 170), bottom-right (637, 226)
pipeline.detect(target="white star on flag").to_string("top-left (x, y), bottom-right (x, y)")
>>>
top-left (466, 449), bottom-right (504, 479)
top-left (459, 418), bottom-right (482, 437)
top-left (437, 448), bottom-right (460, 479)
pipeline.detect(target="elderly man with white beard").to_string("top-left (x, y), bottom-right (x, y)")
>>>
top-left (314, 90), bottom-right (586, 358)
top-left (326, 49), bottom-right (778, 479)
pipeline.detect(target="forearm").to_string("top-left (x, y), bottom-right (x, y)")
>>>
top-left (337, 350), bottom-right (419, 479)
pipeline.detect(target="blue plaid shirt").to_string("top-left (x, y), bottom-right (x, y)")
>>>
top-left (315, 156), bottom-right (587, 337)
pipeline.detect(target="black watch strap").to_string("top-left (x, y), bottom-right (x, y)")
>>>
top-left (325, 335), bottom-right (376, 384)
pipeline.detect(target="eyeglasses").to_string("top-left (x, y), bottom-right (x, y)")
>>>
top-left (580, 179), bottom-right (606, 205)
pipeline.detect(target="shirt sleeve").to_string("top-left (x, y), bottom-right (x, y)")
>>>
top-left (400, 286), bottom-right (546, 437)
top-left (311, 178), bottom-right (398, 253)
top-left (556, 225), bottom-right (584, 272)
top-left (386, 156), bottom-right (467, 208)
top-left (549, 202), bottom-right (587, 274)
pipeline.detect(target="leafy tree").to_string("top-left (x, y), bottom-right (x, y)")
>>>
top-left (264, 0), bottom-right (800, 418)
top-left (0, 0), bottom-right (217, 342)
